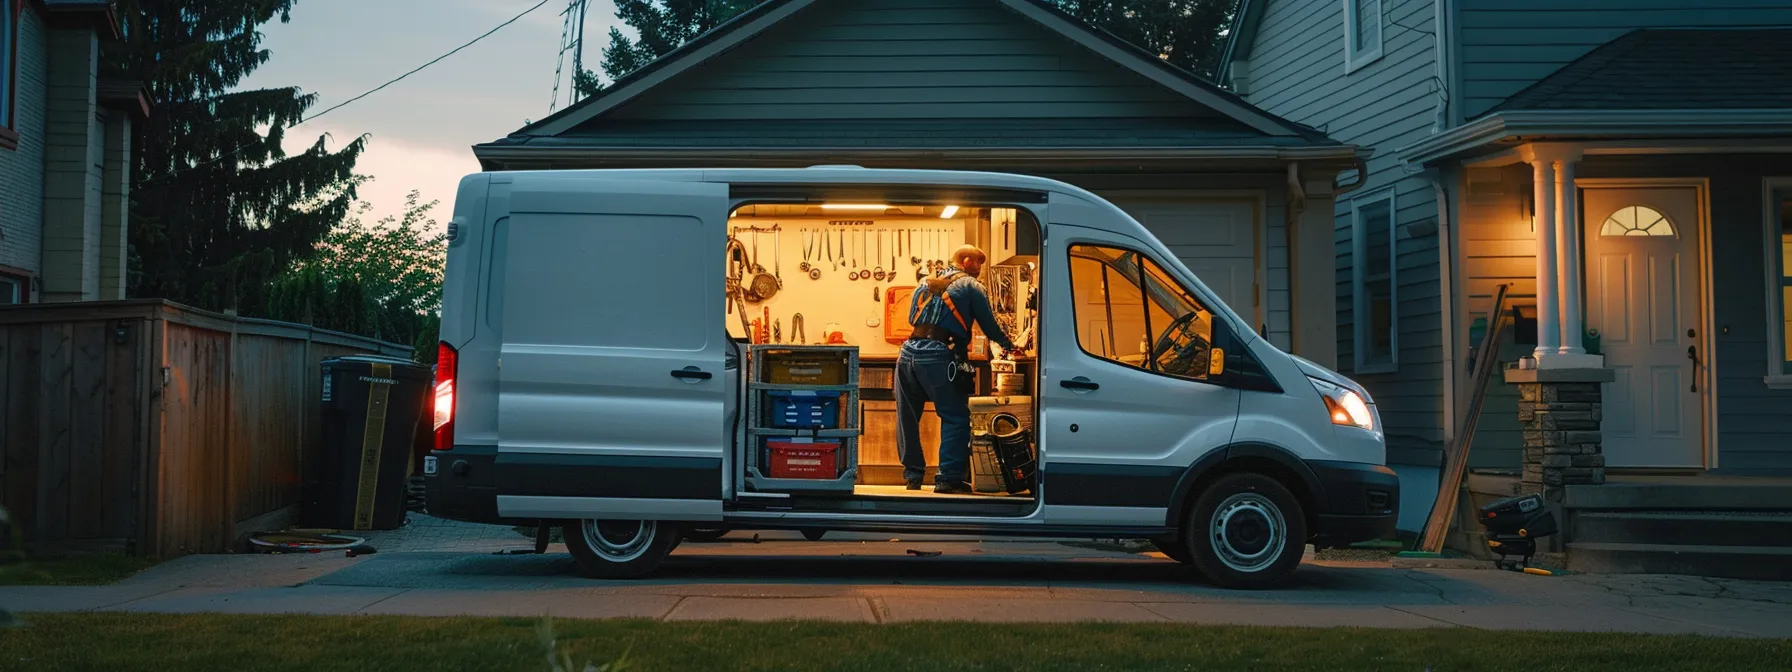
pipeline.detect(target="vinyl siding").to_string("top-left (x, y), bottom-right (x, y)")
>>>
top-left (605, 0), bottom-right (1219, 122)
top-left (1457, 0), bottom-right (1792, 118)
top-left (1238, 0), bottom-right (1448, 466)
top-left (0, 7), bottom-right (47, 276)
top-left (1456, 164), bottom-right (1537, 470)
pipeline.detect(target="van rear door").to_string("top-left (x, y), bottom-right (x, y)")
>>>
top-left (493, 176), bottom-right (729, 522)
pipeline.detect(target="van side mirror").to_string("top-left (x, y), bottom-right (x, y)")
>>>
top-left (1209, 348), bottom-right (1225, 376)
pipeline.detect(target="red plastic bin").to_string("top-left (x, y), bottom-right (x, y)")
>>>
top-left (765, 439), bottom-right (840, 479)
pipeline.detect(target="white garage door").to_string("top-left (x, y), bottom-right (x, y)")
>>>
top-left (1104, 198), bottom-right (1259, 327)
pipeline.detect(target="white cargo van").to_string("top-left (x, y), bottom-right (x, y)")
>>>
top-left (424, 167), bottom-right (1396, 589)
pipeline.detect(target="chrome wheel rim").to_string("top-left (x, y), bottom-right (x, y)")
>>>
top-left (581, 520), bottom-right (655, 562)
top-left (1210, 493), bottom-right (1286, 573)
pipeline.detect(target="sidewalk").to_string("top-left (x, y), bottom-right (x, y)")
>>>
top-left (4, 515), bottom-right (1789, 638)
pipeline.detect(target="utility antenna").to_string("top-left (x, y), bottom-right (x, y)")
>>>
top-left (548, 0), bottom-right (590, 113)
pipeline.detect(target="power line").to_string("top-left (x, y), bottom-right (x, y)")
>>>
top-left (150, 0), bottom-right (555, 182)
top-left (302, 0), bottom-right (555, 125)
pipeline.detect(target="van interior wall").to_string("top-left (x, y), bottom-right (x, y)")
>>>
top-left (726, 216), bottom-right (973, 355)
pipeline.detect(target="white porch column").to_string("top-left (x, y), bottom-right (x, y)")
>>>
top-left (1530, 156), bottom-right (1561, 357)
top-left (1555, 157), bottom-right (1585, 355)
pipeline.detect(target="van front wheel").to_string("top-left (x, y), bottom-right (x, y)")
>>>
top-left (564, 519), bottom-right (678, 579)
top-left (1185, 473), bottom-right (1306, 589)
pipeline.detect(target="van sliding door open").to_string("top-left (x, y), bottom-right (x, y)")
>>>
top-left (493, 176), bottom-right (729, 522)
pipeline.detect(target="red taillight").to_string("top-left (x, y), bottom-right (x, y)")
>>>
top-left (433, 342), bottom-right (457, 450)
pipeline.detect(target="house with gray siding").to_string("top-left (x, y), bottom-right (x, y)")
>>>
top-left (1224, 0), bottom-right (1792, 578)
top-left (478, 0), bottom-right (1365, 373)
top-left (0, 0), bottom-right (144, 305)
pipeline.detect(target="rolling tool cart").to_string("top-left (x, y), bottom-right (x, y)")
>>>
top-left (743, 345), bottom-right (861, 494)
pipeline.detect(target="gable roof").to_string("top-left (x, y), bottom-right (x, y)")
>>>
top-left (1496, 28), bottom-right (1792, 112)
top-left (503, 0), bottom-right (1328, 142)
top-left (1216, 0), bottom-right (1259, 78)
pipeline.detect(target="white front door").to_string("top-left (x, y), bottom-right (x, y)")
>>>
top-left (1582, 186), bottom-right (1705, 468)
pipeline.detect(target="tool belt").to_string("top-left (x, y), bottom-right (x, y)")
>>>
top-left (907, 323), bottom-right (958, 345)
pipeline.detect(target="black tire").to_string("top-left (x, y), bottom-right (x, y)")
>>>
top-left (563, 520), bottom-right (678, 580)
top-left (684, 527), bottom-right (731, 542)
top-left (1183, 472), bottom-right (1307, 589)
top-left (800, 529), bottom-right (827, 541)
top-left (1151, 537), bottom-right (1195, 564)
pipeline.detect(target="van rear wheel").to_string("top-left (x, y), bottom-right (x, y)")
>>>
top-left (564, 519), bottom-right (678, 579)
top-left (1184, 473), bottom-right (1306, 589)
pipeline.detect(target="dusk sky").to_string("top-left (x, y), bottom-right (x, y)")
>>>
top-left (239, 0), bottom-right (625, 229)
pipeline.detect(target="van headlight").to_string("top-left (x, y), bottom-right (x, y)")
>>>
top-left (1309, 377), bottom-right (1374, 431)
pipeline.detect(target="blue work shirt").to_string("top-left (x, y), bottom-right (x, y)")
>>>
top-left (907, 266), bottom-right (1016, 352)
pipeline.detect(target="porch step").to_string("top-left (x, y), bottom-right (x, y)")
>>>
top-left (1566, 542), bottom-right (1792, 581)
top-left (1573, 512), bottom-right (1792, 548)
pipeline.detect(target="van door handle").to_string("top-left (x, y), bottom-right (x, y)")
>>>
top-left (1059, 377), bottom-right (1099, 391)
top-left (670, 368), bottom-right (712, 381)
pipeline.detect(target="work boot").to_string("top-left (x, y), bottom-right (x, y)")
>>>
top-left (906, 479), bottom-right (923, 491)
top-left (934, 481), bottom-right (972, 495)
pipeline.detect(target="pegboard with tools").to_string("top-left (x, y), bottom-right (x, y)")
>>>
top-left (726, 218), bottom-right (970, 356)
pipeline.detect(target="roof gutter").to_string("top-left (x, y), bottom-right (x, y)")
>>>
top-left (1400, 109), bottom-right (1792, 166)
top-left (473, 145), bottom-right (1365, 167)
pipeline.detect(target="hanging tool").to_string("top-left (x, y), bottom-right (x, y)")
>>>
top-left (799, 230), bottom-right (811, 273)
top-left (773, 224), bottom-right (782, 287)
top-left (890, 229), bottom-right (896, 275)
top-left (873, 285), bottom-right (880, 302)
top-left (792, 313), bottom-right (805, 344)
top-left (773, 318), bottom-right (781, 344)
top-left (873, 229), bottom-right (884, 281)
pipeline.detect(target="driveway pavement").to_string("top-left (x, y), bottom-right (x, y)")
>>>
top-left (4, 515), bottom-right (1790, 637)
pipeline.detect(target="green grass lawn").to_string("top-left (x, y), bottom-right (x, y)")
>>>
top-left (0, 553), bottom-right (159, 586)
top-left (0, 613), bottom-right (1785, 671)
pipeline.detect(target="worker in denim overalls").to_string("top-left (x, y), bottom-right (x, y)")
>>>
top-left (899, 245), bottom-right (1016, 494)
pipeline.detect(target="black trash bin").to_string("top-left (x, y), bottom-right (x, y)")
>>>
top-left (306, 355), bottom-right (432, 531)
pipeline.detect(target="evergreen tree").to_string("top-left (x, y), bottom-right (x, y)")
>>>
top-left (577, 0), bottom-right (757, 96)
top-left (109, 1), bottom-right (365, 314)
top-left (575, 0), bottom-right (1234, 95)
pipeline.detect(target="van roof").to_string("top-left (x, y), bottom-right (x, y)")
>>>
top-left (484, 166), bottom-right (1085, 198)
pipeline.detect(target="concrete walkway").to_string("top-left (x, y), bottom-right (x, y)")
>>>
top-left (5, 516), bottom-right (1790, 638)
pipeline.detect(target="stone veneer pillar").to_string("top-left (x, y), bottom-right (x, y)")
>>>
top-left (1504, 367), bottom-right (1616, 505)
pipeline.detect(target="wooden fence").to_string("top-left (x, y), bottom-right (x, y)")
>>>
top-left (0, 300), bottom-right (411, 557)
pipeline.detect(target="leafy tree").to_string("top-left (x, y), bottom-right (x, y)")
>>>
top-left (1054, 0), bottom-right (1234, 78)
top-left (575, 0), bottom-right (1234, 95)
top-left (110, 0), bottom-right (366, 314)
top-left (268, 186), bottom-right (448, 363)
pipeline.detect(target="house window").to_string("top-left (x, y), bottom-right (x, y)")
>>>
top-left (1343, 0), bottom-right (1384, 72)
top-left (2, 0), bottom-right (17, 137)
top-left (0, 272), bottom-right (24, 304)
top-left (1068, 244), bottom-right (1216, 381)
top-left (1774, 191), bottom-right (1792, 377)
top-left (1601, 206), bottom-right (1677, 237)
top-left (1353, 189), bottom-right (1397, 372)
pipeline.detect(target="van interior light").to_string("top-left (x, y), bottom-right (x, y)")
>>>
top-left (939, 205), bottom-right (960, 219)
top-left (820, 203), bottom-right (889, 211)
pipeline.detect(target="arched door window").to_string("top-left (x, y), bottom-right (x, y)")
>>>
top-left (1600, 206), bottom-right (1676, 237)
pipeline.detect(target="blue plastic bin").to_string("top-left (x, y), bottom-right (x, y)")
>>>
top-left (766, 390), bottom-right (843, 429)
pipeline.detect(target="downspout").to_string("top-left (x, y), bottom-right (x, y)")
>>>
top-left (1286, 162), bottom-right (1307, 354)
top-left (1334, 153), bottom-right (1371, 196)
